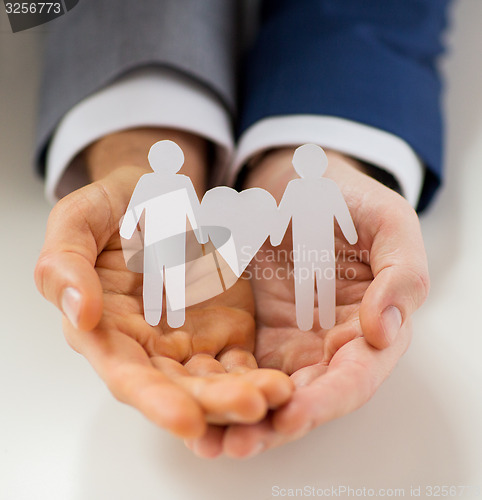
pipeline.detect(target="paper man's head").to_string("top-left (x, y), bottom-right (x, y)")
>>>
top-left (148, 140), bottom-right (185, 174)
top-left (292, 144), bottom-right (328, 179)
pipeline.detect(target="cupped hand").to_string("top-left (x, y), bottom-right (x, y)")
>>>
top-left (34, 130), bottom-right (293, 441)
top-left (186, 148), bottom-right (429, 457)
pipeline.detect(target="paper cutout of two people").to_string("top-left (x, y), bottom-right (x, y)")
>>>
top-left (120, 141), bottom-right (358, 331)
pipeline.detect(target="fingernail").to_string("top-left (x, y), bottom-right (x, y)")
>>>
top-left (244, 442), bottom-right (265, 458)
top-left (61, 287), bottom-right (82, 328)
top-left (192, 441), bottom-right (205, 458)
top-left (184, 439), bottom-right (195, 450)
top-left (381, 306), bottom-right (402, 344)
top-left (290, 422), bottom-right (312, 440)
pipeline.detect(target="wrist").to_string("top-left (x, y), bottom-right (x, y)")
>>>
top-left (83, 127), bottom-right (209, 194)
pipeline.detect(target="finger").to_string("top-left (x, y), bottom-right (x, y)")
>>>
top-left (184, 354), bottom-right (266, 422)
top-left (242, 369), bottom-right (294, 409)
top-left (359, 198), bottom-right (429, 349)
top-left (155, 353), bottom-right (268, 424)
top-left (65, 323), bottom-right (206, 439)
top-left (176, 375), bottom-right (267, 424)
top-left (185, 353), bottom-right (226, 376)
top-left (185, 425), bottom-right (225, 459)
top-left (223, 420), bottom-right (284, 459)
top-left (221, 365), bottom-right (331, 457)
top-left (218, 348), bottom-right (294, 408)
top-left (289, 363), bottom-right (328, 388)
top-left (150, 355), bottom-right (191, 377)
top-left (217, 347), bottom-right (258, 373)
top-left (273, 326), bottom-right (411, 436)
top-left (34, 170), bottom-right (138, 331)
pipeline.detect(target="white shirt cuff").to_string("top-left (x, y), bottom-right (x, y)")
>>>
top-left (233, 116), bottom-right (424, 207)
top-left (45, 67), bottom-right (234, 202)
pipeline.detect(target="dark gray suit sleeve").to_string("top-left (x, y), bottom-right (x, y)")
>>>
top-left (36, 0), bottom-right (238, 174)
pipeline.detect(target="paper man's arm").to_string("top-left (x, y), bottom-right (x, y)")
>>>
top-left (333, 186), bottom-right (358, 245)
top-left (184, 181), bottom-right (208, 244)
top-left (119, 176), bottom-right (148, 240)
top-left (270, 183), bottom-right (294, 247)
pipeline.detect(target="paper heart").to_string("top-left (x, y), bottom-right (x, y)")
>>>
top-left (200, 187), bottom-right (278, 277)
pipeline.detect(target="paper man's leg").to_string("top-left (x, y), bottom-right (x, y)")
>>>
top-left (315, 260), bottom-right (336, 329)
top-left (143, 270), bottom-right (164, 326)
top-left (293, 261), bottom-right (315, 331)
top-left (165, 262), bottom-right (186, 328)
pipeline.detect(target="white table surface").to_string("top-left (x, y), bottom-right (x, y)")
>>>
top-left (1, 3), bottom-right (481, 499)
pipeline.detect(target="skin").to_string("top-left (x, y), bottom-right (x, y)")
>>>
top-left (35, 130), bottom-right (430, 457)
top-left (185, 148), bottom-right (430, 458)
top-left (34, 129), bottom-right (294, 440)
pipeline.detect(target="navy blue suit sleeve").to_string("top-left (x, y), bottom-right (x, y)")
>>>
top-left (239, 0), bottom-right (451, 211)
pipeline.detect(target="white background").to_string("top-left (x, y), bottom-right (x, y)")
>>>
top-left (1, 2), bottom-right (481, 499)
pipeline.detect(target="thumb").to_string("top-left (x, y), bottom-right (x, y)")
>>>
top-left (359, 203), bottom-right (430, 350)
top-left (35, 249), bottom-right (103, 332)
top-left (35, 179), bottom-right (127, 331)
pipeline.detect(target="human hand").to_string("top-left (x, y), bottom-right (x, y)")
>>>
top-left (34, 129), bottom-right (293, 440)
top-left (185, 148), bottom-right (429, 457)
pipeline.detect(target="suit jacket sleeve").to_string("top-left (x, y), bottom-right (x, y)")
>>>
top-left (239, 0), bottom-right (452, 211)
top-left (36, 0), bottom-right (238, 176)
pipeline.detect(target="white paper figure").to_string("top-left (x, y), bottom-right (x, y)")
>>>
top-left (120, 141), bottom-right (358, 332)
top-left (200, 187), bottom-right (278, 277)
top-left (270, 144), bottom-right (358, 331)
top-left (120, 140), bottom-right (207, 328)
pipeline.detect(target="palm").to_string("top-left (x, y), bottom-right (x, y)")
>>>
top-left (60, 184), bottom-right (293, 437)
top-left (233, 218), bottom-right (412, 451)
top-left (187, 150), bottom-right (424, 457)
top-left (39, 144), bottom-right (426, 454)
top-left (250, 231), bottom-right (372, 377)
top-left (95, 236), bottom-right (256, 369)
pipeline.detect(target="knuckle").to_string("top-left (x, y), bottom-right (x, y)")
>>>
top-left (51, 182), bottom-right (114, 234)
top-left (51, 190), bottom-right (85, 220)
top-left (405, 266), bottom-right (431, 308)
top-left (34, 251), bottom-right (56, 296)
top-left (415, 267), bottom-right (431, 302)
top-left (392, 196), bottom-right (419, 225)
top-left (402, 200), bottom-right (418, 218)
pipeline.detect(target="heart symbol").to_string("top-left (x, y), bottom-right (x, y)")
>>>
top-left (200, 187), bottom-right (278, 277)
